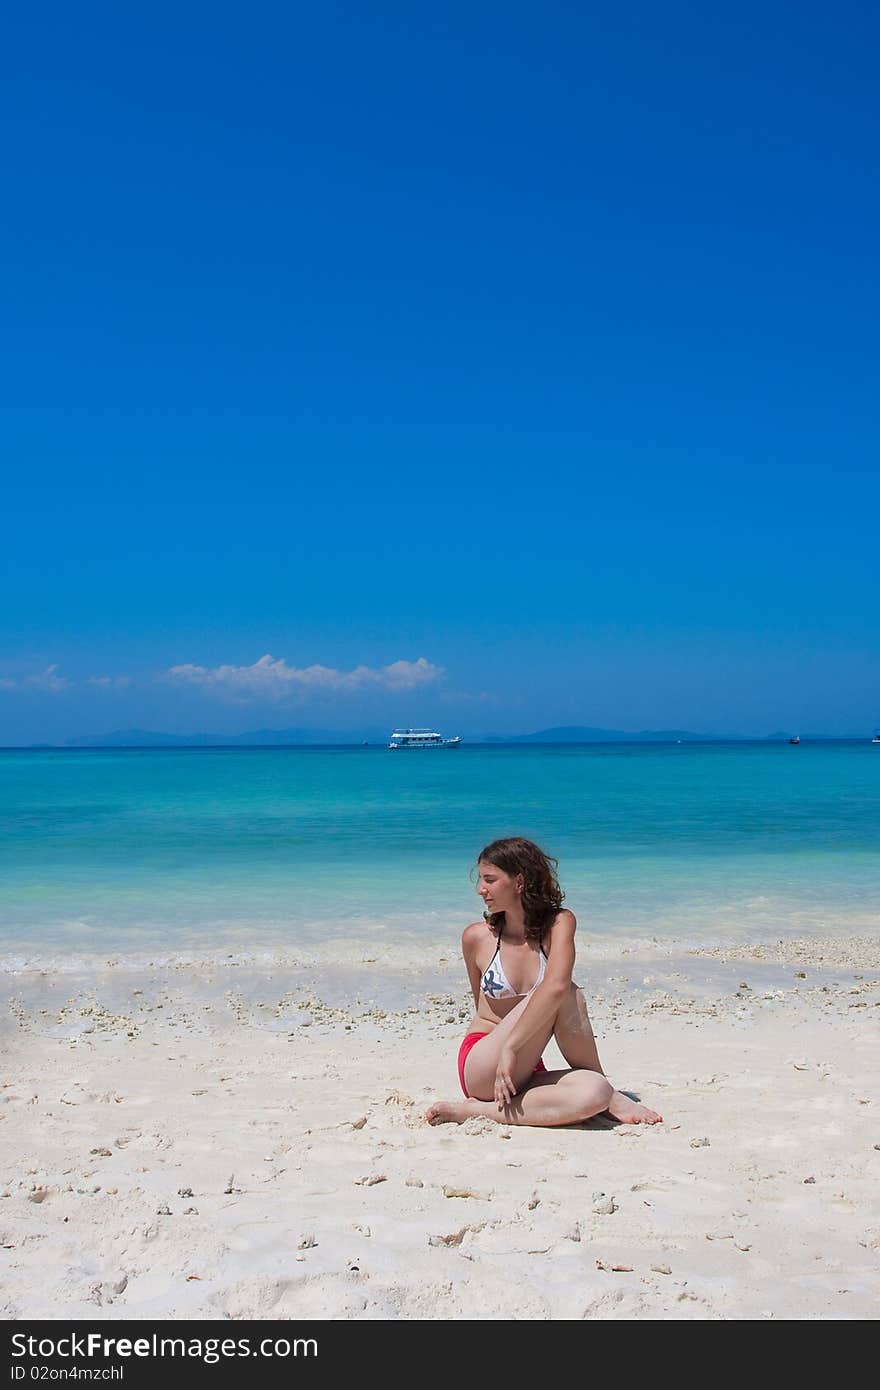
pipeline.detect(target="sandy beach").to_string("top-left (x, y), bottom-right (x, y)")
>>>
top-left (2, 935), bottom-right (878, 1321)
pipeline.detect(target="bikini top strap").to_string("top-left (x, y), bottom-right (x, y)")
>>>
top-left (483, 940), bottom-right (501, 973)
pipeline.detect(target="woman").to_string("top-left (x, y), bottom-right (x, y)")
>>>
top-left (426, 837), bottom-right (663, 1127)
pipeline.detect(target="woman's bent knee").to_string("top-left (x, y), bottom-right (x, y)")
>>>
top-left (579, 1073), bottom-right (613, 1116)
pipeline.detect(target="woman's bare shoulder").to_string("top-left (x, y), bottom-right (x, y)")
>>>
top-left (462, 920), bottom-right (494, 963)
top-left (547, 908), bottom-right (577, 935)
top-left (461, 920), bottom-right (490, 948)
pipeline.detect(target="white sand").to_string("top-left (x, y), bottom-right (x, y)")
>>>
top-left (1, 938), bottom-right (878, 1320)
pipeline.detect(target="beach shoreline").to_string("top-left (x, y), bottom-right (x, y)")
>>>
top-left (2, 933), bottom-right (878, 1320)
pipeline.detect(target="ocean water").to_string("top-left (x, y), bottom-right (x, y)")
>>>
top-left (1, 743), bottom-right (878, 963)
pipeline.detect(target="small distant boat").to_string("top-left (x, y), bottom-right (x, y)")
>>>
top-left (789, 735), bottom-right (801, 745)
top-left (872, 733), bottom-right (880, 744)
top-left (388, 728), bottom-right (461, 749)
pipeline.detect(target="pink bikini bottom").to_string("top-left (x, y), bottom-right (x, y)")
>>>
top-left (457, 1031), bottom-right (547, 1098)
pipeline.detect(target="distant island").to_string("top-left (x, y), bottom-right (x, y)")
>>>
top-left (485, 726), bottom-right (716, 743)
top-left (16, 724), bottom-right (860, 748)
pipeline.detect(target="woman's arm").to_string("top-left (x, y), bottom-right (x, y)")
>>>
top-left (461, 922), bottom-right (486, 1009)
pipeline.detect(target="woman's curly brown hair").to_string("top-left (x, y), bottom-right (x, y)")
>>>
top-left (475, 837), bottom-right (565, 944)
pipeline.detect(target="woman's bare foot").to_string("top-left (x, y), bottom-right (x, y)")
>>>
top-left (607, 1090), bottom-right (663, 1124)
top-left (426, 1099), bottom-right (481, 1125)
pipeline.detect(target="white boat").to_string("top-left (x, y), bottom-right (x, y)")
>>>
top-left (388, 727), bottom-right (461, 749)
top-left (872, 733), bottom-right (880, 744)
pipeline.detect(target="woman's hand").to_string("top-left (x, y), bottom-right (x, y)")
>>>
top-left (494, 1044), bottom-right (518, 1109)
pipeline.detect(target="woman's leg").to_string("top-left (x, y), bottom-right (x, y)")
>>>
top-left (427, 1068), bottom-right (614, 1127)
top-left (553, 985), bottom-right (662, 1125)
top-left (461, 993), bottom-right (558, 1100)
top-left (441, 985), bottom-right (662, 1125)
top-left (552, 984), bottom-right (605, 1070)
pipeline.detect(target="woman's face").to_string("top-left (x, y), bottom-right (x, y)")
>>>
top-left (476, 860), bottom-right (522, 913)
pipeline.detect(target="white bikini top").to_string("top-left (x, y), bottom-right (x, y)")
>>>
top-left (480, 937), bottom-right (548, 1000)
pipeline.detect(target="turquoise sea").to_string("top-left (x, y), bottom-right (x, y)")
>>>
top-left (1, 743), bottom-right (878, 963)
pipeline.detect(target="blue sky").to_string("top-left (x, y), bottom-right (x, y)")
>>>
top-left (2, 2), bottom-right (878, 741)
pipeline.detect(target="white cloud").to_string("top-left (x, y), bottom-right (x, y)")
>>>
top-left (8, 666), bottom-right (71, 693)
top-left (163, 654), bottom-right (444, 702)
top-left (31, 666), bottom-right (71, 692)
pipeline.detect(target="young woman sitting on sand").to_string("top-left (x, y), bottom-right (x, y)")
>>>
top-left (426, 837), bottom-right (663, 1128)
